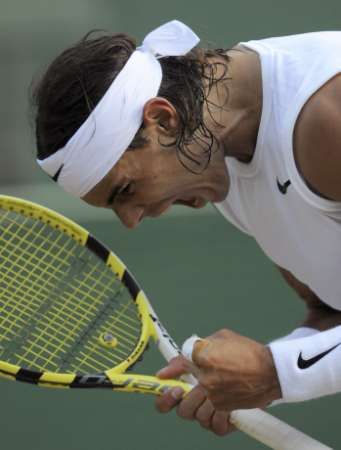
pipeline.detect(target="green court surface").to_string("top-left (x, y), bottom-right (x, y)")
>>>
top-left (1, 211), bottom-right (339, 449)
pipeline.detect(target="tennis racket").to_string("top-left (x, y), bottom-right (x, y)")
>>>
top-left (0, 195), bottom-right (330, 450)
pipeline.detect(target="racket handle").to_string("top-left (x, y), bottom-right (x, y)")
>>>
top-left (230, 409), bottom-right (332, 450)
top-left (181, 336), bottom-right (331, 450)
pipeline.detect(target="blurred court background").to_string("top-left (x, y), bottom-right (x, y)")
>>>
top-left (1, 0), bottom-right (340, 448)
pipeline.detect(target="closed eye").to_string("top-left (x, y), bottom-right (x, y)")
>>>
top-left (107, 182), bottom-right (135, 206)
top-left (118, 182), bottom-right (133, 196)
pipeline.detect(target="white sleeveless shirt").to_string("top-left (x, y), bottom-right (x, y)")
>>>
top-left (215, 32), bottom-right (341, 310)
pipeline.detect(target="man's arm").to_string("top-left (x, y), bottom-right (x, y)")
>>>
top-left (293, 73), bottom-right (341, 201)
top-left (277, 266), bottom-right (341, 330)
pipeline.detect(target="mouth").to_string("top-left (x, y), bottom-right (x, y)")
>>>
top-left (174, 197), bottom-right (207, 209)
top-left (146, 197), bottom-right (206, 219)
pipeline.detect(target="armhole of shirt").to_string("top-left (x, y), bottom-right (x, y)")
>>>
top-left (282, 68), bottom-right (341, 215)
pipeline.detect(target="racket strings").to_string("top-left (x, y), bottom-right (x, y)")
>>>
top-left (0, 210), bottom-right (142, 374)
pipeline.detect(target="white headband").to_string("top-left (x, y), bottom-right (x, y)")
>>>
top-left (37, 20), bottom-right (200, 197)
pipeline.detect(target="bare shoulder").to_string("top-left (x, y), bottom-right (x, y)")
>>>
top-left (293, 73), bottom-right (341, 201)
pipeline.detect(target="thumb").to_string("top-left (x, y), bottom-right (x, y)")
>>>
top-left (192, 339), bottom-right (212, 368)
top-left (182, 335), bottom-right (212, 368)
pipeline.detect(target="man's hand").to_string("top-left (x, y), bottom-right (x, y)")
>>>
top-left (155, 329), bottom-right (281, 433)
top-left (187, 329), bottom-right (281, 410)
top-left (155, 356), bottom-right (234, 436)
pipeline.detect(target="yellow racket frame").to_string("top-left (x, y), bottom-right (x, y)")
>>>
top-left (0, 195), bottom-right (190, 395)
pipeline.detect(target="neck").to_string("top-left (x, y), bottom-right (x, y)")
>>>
top-left (204, 46), bottom-right (263, 162)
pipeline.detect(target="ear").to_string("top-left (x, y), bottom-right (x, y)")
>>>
top-left (142, 97), bottom-right (178, 135)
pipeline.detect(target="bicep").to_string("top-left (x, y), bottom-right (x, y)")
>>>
top-left (293, 73), bottom-right (341, 201)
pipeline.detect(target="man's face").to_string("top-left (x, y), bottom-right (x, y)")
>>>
top-left (82, 137), bottom-right (229, 228)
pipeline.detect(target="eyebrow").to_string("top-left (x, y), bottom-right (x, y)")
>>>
top-left (107, 185), bottom-right (121, 206)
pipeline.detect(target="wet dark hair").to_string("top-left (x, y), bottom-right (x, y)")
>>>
top-left (31, 31), bottom-right (230, 173)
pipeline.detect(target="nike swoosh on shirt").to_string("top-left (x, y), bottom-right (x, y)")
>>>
top-left (297, 343), bottom-right (341, 369)
top-left (276, 178), bottom-right (291, 194)
top-left (52, 164), bottom-right (64, 182)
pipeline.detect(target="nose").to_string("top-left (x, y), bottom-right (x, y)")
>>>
top-left (113, 205), bottom-right (144, 229)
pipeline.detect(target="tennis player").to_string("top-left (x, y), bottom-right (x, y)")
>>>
top-left (32, 21), bottom-right (341, 436)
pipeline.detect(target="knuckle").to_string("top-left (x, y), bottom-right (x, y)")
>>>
top-left (199, 420), bottom-right (211, 430)
top-left (215, 329), bottom-right (225, 337)
top-left (215, 328), bottom-right (230, 339)
top-left (155, 399), bottom-right (173, 413)
top-left (213, 427), bottom-right (231, 436)
top-left (212, 411), bottom-right (232, 436)
top-left (195, 409), bottom-right (207, 422)
top-left (176, 404), bottom-right (194, 420)
top-left (195, 408), bottom-right (211, 424)
top-left (154, 390), bottom-right (181, 413)
top-left (216, 423), bottom-right (236, 436)
top-left (155, 403), bottom-right (169, 413)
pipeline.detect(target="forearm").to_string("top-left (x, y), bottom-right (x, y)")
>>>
top-left (271, 266), bottom-right (341, 403)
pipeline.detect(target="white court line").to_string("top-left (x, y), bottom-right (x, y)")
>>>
top-left (0, 183), bottom-right (216, 222)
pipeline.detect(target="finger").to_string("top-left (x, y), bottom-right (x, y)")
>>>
top-left (195, 398), bottom-right (214, 429)
top-left (155, 387), bottom-right (184, 413)
top-left (211, 410), bottom-right (235, 436)
top-left (176, 385), bottom-right (207, 420)
top-left (192, 339), bottom-right (212, 368)
top-left (156, 356), bottom-right (190, 379)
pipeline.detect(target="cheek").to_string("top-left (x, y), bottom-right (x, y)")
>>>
top-left (136, 154), bottom-right (186, 202)
top-left (138, 178), bottom-right (177, 203)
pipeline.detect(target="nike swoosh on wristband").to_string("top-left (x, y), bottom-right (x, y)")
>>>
top-left (297, 343), bottom-right (341, 369)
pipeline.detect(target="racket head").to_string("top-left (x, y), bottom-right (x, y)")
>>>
top-left (0, 195), bottom-right (157, 388)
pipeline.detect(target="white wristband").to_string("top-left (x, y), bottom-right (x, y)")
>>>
top-left (269, 325), bottom-right (341, 403)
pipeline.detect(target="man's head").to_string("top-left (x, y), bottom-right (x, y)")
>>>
top-left (32, 21), bottom-right (230, 227)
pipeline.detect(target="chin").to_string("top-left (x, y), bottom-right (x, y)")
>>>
top-left (193, 199), bottom-right (207, 209)
top-left (212, 188), bottom-right (229, 203)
